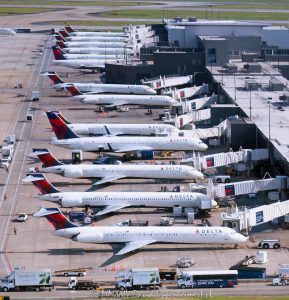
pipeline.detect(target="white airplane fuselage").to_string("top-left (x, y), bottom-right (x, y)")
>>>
top-left (43, 164), bottom-right (204, 180)
top-left (72, 94), bottom-right (177, 106)
top-left (50, 136), bottom-right (208, 152)
top-left (52, 226), bottom-right (247, 245)
top-left (40, 191), bottom-right (215, 210)
top-left (68, 123), bottom-right (175, 136)
top-left (54, 83), bottom-right (156, 94)
top-left (63, 53), bottom-right (123, 60)
top-left (53, 58), bottom-right (120, 70)
top-left (65, 47), bottom-right (133, 55)
top-left (69, 31), bottom-right (127, 37)
top-left (65, 36), bottom-right (127, 42)
top-left (64, 41), bottom-right (127, 48)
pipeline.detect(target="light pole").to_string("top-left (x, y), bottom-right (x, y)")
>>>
top-left (249, 88), bottom-right (252, 118)
top-left (268, 97), bottom-right (272, 157)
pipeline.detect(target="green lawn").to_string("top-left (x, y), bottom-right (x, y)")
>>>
top-left (100, 9), bottom-right (289, 21)
top-left (0, 6), bottom-right (55, 15)
top-left (0, 0), bottom-right (156, 6)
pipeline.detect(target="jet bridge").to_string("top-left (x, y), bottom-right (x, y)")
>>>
top-left (163, 108), bottom-right (211, 128)
top-left (184, 148), bottom-right (268, 171)
top-left (222, 201), bottom-right (289, 234)
top-left (142, 75), bottom-right (193, 90)
top-left (163, 84), bottom-right (209, 100)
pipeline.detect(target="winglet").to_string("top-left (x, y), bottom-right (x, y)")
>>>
top-left (104, 125), bottom-right (111, 135)
top-left (107, 143), bottom-right (114, 152)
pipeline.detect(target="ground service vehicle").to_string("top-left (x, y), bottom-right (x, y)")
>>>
top-left (31, 91), bottom-right (40, 101)
top-left (177, 270), bottom-right (238, 289)
top-left (257, 239), bottom-right (280, 249)
top-left (273, 277), bottom-right (288, 286)
top-left (116, 268), bottom-right (161, 290)
top-left (0, 269), bottom-right (53, 292)
top-left (54, 268), bottom-right (87, 277)
top-left (68, 277), bottom-right (99, 290)
top-left (213, 175), bottom-right (231, 183)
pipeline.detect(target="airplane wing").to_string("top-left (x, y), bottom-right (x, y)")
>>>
top-left (114, 146), bottom-right (152, 153)
top-left (116, 240), bottom-right (156, 256)
top-left (93, 175), bottom-right (126, 185)
top-left (103, 101), bottom-right (127, 108)
top-left (95, 204), bottom-right (130, 216)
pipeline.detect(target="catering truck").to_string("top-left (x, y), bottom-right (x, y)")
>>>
top-left (115, 268), bottom-right (161, 290)
top-left (0, 268), bottom-right (53, 292)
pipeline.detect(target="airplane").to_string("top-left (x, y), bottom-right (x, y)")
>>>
top-left (65, 84), bottom-right (178, 107)
top-left (62, 40), bottom-right (128, 48)
top-left (33, 207), bottom-right (246, 255)
top-left (62, 46), bottom-right (133, 55)
top-left (49, 110), bottom-right (177, 136)
top-left (52, 46), bottom-right (121, 71)
top-left (30, 148), bottom-right (204, 184)
top-left (55, 33), bottom-right (127, 43)
top-left (0, 28), bottom-right (16, 36)
top-left (46, 111), bottom-right (208, 152)
top-left (64, 25), bottom-right (128, 37)
top-left (43, 71), bottom-right (156, 95)
top-left (25, 173), bottom-right (216, 214)
top-left (52, 45), bottom-right (125, 61)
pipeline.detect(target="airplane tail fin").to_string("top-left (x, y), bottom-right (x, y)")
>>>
top-left (54, 34), bottom-right (66, 42)
top-left (54, 111), bottom-right (71, 124)
top-left (56, 41), bottom-right (67, 49)
top-left (23, 173), bottom-right (60, 194)
top-left (34, 207), bottom-right (78, 230)
top-left (46, 111), bottom-right (79, 140)
top-left (64, 25), bottom-right (74, 33)
top-left (52, 45), bottom-right (66, 60)
top-left (59, 29), bottom-right (69, 37)
top-left (65, 84), bottom-right (83, 96)
top-left (43, 71), bottom-right (65, 84)
top-left (31, 148), bottom-right (63, 167)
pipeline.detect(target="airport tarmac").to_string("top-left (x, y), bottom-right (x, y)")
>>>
top-left (0, 32), bottom-right (289, 299)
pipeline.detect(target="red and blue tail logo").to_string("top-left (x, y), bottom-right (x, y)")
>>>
top-left (64, 25), bottom-right (74, 33)
top-left (46, 111), bottom-right (79, 140)
top-left (47, 72), bottom-right (64, 84)
top-left (59, 29), bottom-right (69, 37)
top-left (65, 84), bottom-right (82, 96)
top-left (54, 34), bottom-right (64, 41)
top-left (35, 208), bottom-right (77, 230)
top-left (56, 41), bottom-right (67, 48)
top-left (32, 149), bottom-right (62, 167)
top-left (52, 46), bottom-right (66, 60)
top-left (26, 173), bottom-right (60, 194)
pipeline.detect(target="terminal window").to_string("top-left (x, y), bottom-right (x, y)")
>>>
top-left (207, 48), bottom-right (216, 64)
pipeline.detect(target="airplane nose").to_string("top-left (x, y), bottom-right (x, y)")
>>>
top-left (236, 233), bottom-right (248, 243)
top-left (199, 143), bottom-right (208, 151)
top-left (211, 199), bottom-right (218, 207)
top-left (193, 170), bottom-right (204, 179)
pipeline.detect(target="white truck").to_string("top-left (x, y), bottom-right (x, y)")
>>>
top-left (31, 91), bottom-right (40, 101)
top-left (115, 268), bottom-right (161, 290)
top-left (0, 268), bottom-right (53, 292)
